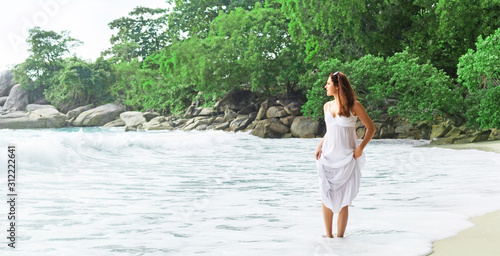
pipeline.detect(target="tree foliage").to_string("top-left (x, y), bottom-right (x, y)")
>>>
top-left (458, 27), bottom-right (500, 129)
top-left (106, 7), bottom-right (169, 60)
top-left (13, 27), bottom-right (82, 101)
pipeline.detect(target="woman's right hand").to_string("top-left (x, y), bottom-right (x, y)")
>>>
top-left (314, 147), bottom-right (322, 160)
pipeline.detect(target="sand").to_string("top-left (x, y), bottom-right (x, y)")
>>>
top-left (428, 210), bottom-right (500, 256)
top-left (427, 139), bottom-right (500, 256)
top-left (423, 139), bottom-right (500, 154)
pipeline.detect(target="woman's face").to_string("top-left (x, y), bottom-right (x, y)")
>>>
top-left (324, 76), bottom-right (337, 96)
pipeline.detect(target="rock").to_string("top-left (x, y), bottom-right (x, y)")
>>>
top-left (490, 128), bottom-right (500, 140)
top-left (266, 106), bottom-right (288, 118)
top-left (103, 118), bottom-right (126, 127)
top-left (356, 127), bottom-right (366, 139)
top-left (212, 116), bottom-right (224, 124)
top-left (33, 97), bottom-right (50, 105)
top-left (25, 104), bottom-right (56, 112)
top-left (417, 120), bottom-right (430, 129)
top-left (279, 116), bottom-right (295, 126)
top-left (198, 107), bottom-right (213, 116)
top-left (282, 133), bottom-right (293, 138)
top-left (395, 124), bottom-right (412, 134)
top-left (0, 70), bottom-right (15, 97)
top-left (183, 116), bottom-right (215, 130)
top-left (223, 109), bottom-right (238, 123)
top-left (67, 105), bottom-right (93, 120)
top-left (290, 116), bottom-right (319, 138)
top-left (454, 138), bottom-right (472, 144)
top-left (444, 126), bottom-right (462, 137)
top-left (214, 121), bottom-right (231, 130)
top-left (0, 108), bottom-right (66, 129)
top-left (470, 130), bottom-right (492, 142)
top-left (214, 90), bottom-right (255, 112)
top-left (143, 112), bottom-right (160, 122)
top-left (0, 96), bottom-right (7, 106)
top-left (230, 113), bottom-right (257, 131)
top-left (1, 84), bottom-right (29, 111)
top-left (430, 123), bottom-right (451, 140)
top-left (430, 134), bottom-right (467, 145)
top-left (142, 116), bottom-right (174, 131)
top-left (380, 125), bottom-right (395, 138)
top-left (356, 120), bottom-right (365, 129)
top-left (250, 118), bottom-right (289, 138)
top-left (72, 103), bottom-right (125, 127)
top-left (237, 104), bottom-right (256, 115)
top-left (120, 111), bottom-right (147, 128)
top-left (284, 101), bottom-right (302, 116)
top-left (301, 134), bottom-right (315, 138)
top-left (183, 105), bottom-right (198, 118)
top-left (256, 100), bottom-right (271, 120)
top-left (174, 118), bottom-right (189, 127)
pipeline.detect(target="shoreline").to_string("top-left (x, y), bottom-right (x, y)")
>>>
top-left (427, 139), bottom-right (500, 255)
top-left (428, 210), bottom-right (500, 256)
top-left (419, 139), bottom-right (500, 154)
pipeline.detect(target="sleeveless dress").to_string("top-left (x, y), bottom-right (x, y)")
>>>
top-left (315, 101), bottom-right (366, 213)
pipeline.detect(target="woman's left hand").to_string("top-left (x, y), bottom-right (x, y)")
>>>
top-left (353, 147), bottom-right (363, 159)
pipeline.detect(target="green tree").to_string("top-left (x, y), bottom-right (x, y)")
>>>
top-left (13, 27), bottom-right (82, 102)
top-left (458, 28), bottom-right (500, 129)
top-left (106, 7), bottom-right (169, 60)
top-left (167, 0), bottom-right (265, 40)
top-left (45, 57), bottom-right (114, 112)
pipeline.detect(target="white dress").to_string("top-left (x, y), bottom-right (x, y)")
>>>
top-left (315, 101), bottom-right (366, 213)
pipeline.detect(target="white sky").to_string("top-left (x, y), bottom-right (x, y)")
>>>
top-left (0, 0), bottom-right (172, 70)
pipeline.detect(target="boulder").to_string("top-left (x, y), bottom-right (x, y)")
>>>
top-left (266, 106), bottom-right (288, 118)
top-left (279, 116), bottom-right (295, 126)
top-left (444, 126), bottom-right (462, 138)
top-left (237, 104), bottom-right (256, 115)
top-left (0, 108), bottom-right (66, 129)
top-left (72, 103), bottom-right (125, 127)
top-left (430, 123), bottom-right (452, 140)
top-left (430, 134), bottom-right (467, 145)
top-left (284, 101), bottom-right (302, 116)
top-left (0, 96), bottom-right (7, 106)
top-left (256, 100), bottom-right (271, 120)
top-left (198, 107), bottom-right (213, 116)
top-left (230, 113), bottom-right (257, 131)
top-left (1, 84), bottom-right (29, 111)
top-left (214, 121), bottom-right (231, 130)
top-left (290, 116), bottom-right (319, 138)
top-left (214, 90), bottom-right (255, 112)
top-left (143, 116), bottom-right (174, 130)
top-left (33, 97), bottom-right (50, 105)
top-left (395, 124), bottom-right (412, 134)
top-left (25, 104), bottom-right (56, 112)
top-left (356, 127), bottom-right (366, 139)
top-left (143, 112), bottom-right (160, 122)
top-left (120, 111), bottom-right (147, 128)
top-left (380, 125), bottom-right (395, 138)
top-left (470, 130), bottom-right (492, 143)
top-left (103, 118), bottom-right (126, 127)
top-left (67, 105), bottom-right (93, 120)
top-left (223, 109), bottom-right (238, 123)
top-left (0, 70), bottom-right (15, 97)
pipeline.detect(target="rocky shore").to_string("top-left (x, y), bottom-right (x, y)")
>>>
top-left (1, 70), bottom-right (498, 143)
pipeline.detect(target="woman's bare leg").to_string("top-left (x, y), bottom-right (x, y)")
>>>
top-left (337, 206), bottom-right (349, 237)
top-left (321, 202), bottom-right (334, 238)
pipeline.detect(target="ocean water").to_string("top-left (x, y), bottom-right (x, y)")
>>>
top-left (0, 127), bottom-right (499, 256)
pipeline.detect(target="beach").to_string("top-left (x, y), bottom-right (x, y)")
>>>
top-left (428, 140), bottom-right (500, 256)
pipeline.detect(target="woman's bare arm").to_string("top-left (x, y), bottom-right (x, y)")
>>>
top-left (352, 100), bottom-right (375, 151)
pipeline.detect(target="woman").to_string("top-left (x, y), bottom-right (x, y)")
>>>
top-left (314, 71), bottom-right (375, 238)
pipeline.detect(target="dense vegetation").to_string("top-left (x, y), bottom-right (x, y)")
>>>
top-left (11, 0), bottom-right (500, 129)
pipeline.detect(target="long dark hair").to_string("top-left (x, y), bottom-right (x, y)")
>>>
top-left (330, 71), bottom-right (358, 117)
